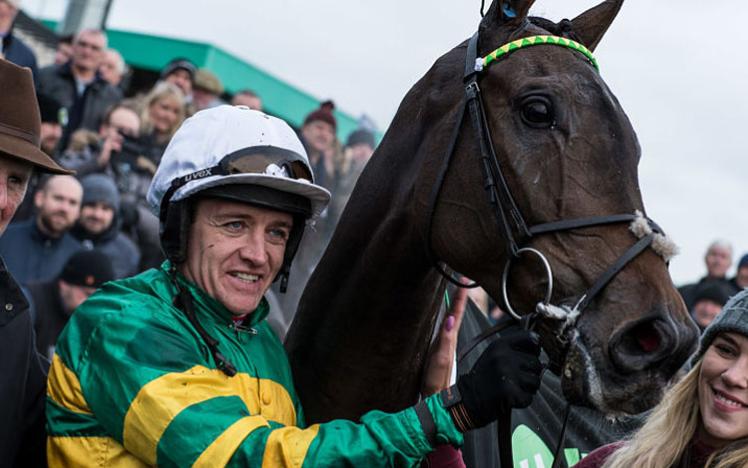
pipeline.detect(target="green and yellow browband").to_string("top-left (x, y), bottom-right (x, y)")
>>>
top-left (476, 35), bottom-right (599, 72)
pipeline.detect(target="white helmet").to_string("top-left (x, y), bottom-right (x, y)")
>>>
top-left (148, 105), bottom-right (331, 288)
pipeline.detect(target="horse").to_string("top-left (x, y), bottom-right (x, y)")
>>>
top-left (285, 0), bottom-right (698, 427)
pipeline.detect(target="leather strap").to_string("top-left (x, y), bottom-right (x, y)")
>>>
top-left (414, 399), bottom-right (438, 447)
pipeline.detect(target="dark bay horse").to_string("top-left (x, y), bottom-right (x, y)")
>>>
top-left (285, 0), bottom-right (698, 424)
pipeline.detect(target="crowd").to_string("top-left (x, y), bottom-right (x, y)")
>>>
top-left (2, 3), bottom-right (748, 467)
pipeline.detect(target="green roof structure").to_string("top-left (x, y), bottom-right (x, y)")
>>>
top-left (42, 20), bottom-right (363, 139)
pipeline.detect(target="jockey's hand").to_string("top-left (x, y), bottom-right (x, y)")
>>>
top-left (444, 325), bottom-right (543, 432)
top-left (422, 287), bottom-right (468, 397)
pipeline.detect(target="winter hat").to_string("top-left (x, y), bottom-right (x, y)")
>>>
top-left (37, 92), bottom-right (67, 125)
top-left (160, 58), bottom-right (197, 82)
top-left (303, 100), bottom-right (336, 131)
top-left (81, 174), bottom-right (120, 211)
top-left (59, 249), bottom-right (114, 288)
top-left (193, 68), bottom-right (223, 95)
top-left (692, 280), bottom-right (733, 308)
top-left (346, 128), bottom-right (376, 149)
top-left (695, 289), bottom-right (748, 362)
top-left (738, 254), bottom-right (748, 270)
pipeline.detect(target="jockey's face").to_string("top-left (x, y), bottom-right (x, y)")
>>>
top-left (180, 198), bottom-right (291, 316)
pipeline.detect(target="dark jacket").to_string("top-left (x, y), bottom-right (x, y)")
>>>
top-left (0, 219), bottom-right (83, 285)
top-left (35, 61), bottom-right (122, 150)
top-left (0, 258), bottom-right (47, 467)
top-left (678, 276), bottom-right (740, 312)
top-left (1, 32), bottom-right (38, 78)
top-left (26, 280), bottom-right (68, 360)
top-left (71, 218), bottom-right (140, 279)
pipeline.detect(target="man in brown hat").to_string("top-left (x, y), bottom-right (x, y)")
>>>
top-left (0, 58), bottom-right (73, 467)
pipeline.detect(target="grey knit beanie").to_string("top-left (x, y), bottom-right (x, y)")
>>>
top-left (81, 174), bottom-right (120, 211)
top-left (694, 289), bottom-right (748, 362)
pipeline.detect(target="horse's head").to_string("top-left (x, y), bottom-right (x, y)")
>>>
top-left (427, 0), bottom-right (698, 415)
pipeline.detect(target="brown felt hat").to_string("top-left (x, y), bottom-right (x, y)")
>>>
top-left (0, 59), bottom-right (72, 174)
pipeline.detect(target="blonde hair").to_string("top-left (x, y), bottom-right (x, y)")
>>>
top-left (139, 82), bottom-right (185, 141)
top-left (603, 360), bottom-right (748, 468)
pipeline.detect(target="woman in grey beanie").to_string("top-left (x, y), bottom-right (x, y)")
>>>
top-left (576, 289), bottom-right (748, 467)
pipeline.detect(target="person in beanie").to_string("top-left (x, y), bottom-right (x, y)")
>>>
top-left (691, 279), bottom-right (735, 330)
top-left (160, 57), bottom-right (196, 100)
top-left (577, 288), bottom-right (748, 468)
top-left (27, 249), bottom-right (114, 359)
top-left (71, 173), bottom-right (140, 278)
top-left (46, 105), bottom-right (542, 466)
top-left (0, 58), bottom-right (73, 468)
top-left (730, 253), bottom-right (748, 291)
top-left (36, 92), bottom-right (67, 156)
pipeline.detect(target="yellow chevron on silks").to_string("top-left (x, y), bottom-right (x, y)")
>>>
top-left (48, 436), bottom-right (147, 467)
top-left (261, 425), bottom-right (321, 468)
top-left (193, 416), bottom-right (269, 467)
top-left (47, 354), bottom-right (92, 415)
top-left (123, 365), bottom-right (297, 466)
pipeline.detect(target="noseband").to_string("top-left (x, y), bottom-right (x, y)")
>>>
top-left (426, 32), bottom-right (671, 335)
top-left (426, 31), bottom-right (674, 468)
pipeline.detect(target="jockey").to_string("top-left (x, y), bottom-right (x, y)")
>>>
top-left (46, 105), bottom-right (543, 465)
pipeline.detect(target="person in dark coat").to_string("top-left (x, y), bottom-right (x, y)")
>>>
top-left (0, 0), bottom-right (37, 76)
top-left (730, 253), bottom-right (748, 291)
top-left (36, 28), bottom-right (122, 152)
top-left (0, 58), bottom-right (74, 468)
top-left (678, 240), bottom-right (740, 311)
top-left (0, 174), bottom-right (83, 284)
top-left (71, 173), bottom-right (140, 278)
top-left (28, 249), bottom-right (114, 359)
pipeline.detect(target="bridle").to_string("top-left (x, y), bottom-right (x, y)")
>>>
top-left (425, 31), bottom-right (673, 467)
top-left (426, 30), bottom-right (670, 338)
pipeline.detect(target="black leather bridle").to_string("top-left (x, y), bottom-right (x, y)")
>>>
top-left (425, 31), bottom-right (671, 467)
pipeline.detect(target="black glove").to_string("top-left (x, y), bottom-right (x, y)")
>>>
top-left (443, 326), bottom-right (543, 431)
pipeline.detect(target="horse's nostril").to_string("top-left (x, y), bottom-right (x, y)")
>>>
top-left (633, 322), bottom-right (661, 353)
top-left (609, 318), bottom-right (674, 374)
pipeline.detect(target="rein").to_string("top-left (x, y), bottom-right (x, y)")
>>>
top-left (427, 31), bottom-right (673, 467)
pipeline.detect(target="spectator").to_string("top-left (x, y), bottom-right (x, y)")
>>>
top-left (272, 100), bottom-right (348, 333)
top-left (59, 103), bottom-right (162, 273)
top-left (730, 253), bottom-right (748, 290)
top-left (691, 279), bottom-right (733, 331)
top-left (47, 106), bottom-right (541, 465)
top-left (0, 0), bottom-right (37, 76)
top-left (58, 102), bottom-right (140, 177)
top-left (0, 58), bottom-right (72, 467)
top-left (139, 81), bottom-right (186, 163)
top-left (576, 289), bottom-right (748, 468)
top-left (36, 28), bottom-right (122, 151)
top-left (28, 249), bottom-right (113, 359)
top-left (99, 47), bottom-right (126, 88)
top-left (159, 57), bottom-right (195, 101)
top-left (333, 127), bottom-right (376, 213)
top-left (0, 174), bottom-right (82, 284)
top-left (300, 100), bottom-right (338, 191)
top-left (71, 174), bottom-right (140, 279)
top-left (679, 239), bottom-right (740, 311)
top-left (36, 92), bottom-right (67, 156)
top-left (192, 68), bottom-right (224, 111)
top-left (53, 34), bottom-right (73, 66)
top-left (231, 88), bottom-right (262, 111)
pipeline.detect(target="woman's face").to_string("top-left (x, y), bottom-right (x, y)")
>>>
top-left (149, 95), bottom-right (182, 134)
top-left (698, 332), bottom-right (748, 447)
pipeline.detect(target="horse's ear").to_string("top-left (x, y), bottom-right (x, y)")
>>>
top-left (485, 0), bottom-right (536, 25)
top-left (569, 0), bottom-right (624, 51)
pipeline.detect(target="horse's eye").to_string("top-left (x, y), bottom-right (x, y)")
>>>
top-left (520, 96), bottom-right (555, 129)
